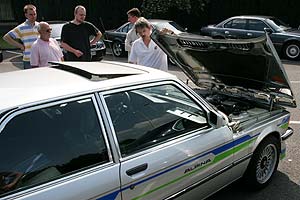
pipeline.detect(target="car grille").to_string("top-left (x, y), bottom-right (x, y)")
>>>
top-left (178, 39), bottom-right (253, 51)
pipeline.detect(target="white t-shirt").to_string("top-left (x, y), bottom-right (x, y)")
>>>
top-left (129, 38), bottom-right (168, 71)
top-left (125, 25), bottom-right (139, 52)
top-left (30, 38), bottom-right (63, 67)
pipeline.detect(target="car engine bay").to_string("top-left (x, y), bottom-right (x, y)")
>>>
top-left (196, 90), bottom-right (284, 132)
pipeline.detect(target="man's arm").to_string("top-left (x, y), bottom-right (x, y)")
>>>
top-left (61, 42), bottom-right (83, 58)
top-left (125, 29), bottom-right (135, 52)
top-left (30, 43), bottom-right (39, 68)
top-left (90, 31), bottom-right (102, 45)
top-left (3, 34), bottom-right (24, 51)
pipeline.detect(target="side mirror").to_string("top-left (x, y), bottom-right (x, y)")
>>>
top-left (264, 28), bottom-right (273, 35)
top-left (209, 111), bottom-right (227, 128)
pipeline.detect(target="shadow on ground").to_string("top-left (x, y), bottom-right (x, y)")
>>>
top-left (282, 59), bottom-right (300, 66)
top-left (207, 171), bottom-right (300, 200)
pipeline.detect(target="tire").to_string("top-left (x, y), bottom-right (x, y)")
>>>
top-left (283, 42), bottom-right (300, 60)
top-left (243, 136), bottom-right (280, 190)
top-left (112, 41), bottom-right (124, 57)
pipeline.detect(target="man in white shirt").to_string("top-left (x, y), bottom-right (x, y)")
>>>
top-left (125, 8), bottom-right (141, 57)
top-left (128, 17), bottom-right (168, 71)
top-left (30, 22), bottom-right (64, 67)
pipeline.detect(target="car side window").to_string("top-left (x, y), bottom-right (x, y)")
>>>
top-left (0, 98), bottom-right (109, 197)
top-left (248, 19), bottom-right (268, 31)
top-left (119, 23), bottom-right (133, 33)
top-left (104, 84), bottom-right (209, 157)
top-left (224, 19), bottom-right (246, 30)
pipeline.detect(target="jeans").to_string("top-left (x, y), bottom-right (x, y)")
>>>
top-left (23, 61), bottom-right (31, 69)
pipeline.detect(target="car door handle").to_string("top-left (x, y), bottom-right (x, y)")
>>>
top-left (247, 33), bottom-right (253, 36)
top-left (224, 31), bottom-right (230, 34)
top-left (126, 163), bottom-right (148, 176)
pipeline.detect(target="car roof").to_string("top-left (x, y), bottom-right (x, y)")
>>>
top-left (0, 61), bottom-right (176, 112)
top-left (229, 15), bottom-right (273, 20)
top-left (148, 19), bottom-right (173, 23)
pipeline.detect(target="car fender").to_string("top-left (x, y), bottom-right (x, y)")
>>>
top-left (251, 124), bottom-right (281, 153)
top-left (113, 38), bottom-right (125, 45)
top-left (282, 37), bottom-right (300, 46)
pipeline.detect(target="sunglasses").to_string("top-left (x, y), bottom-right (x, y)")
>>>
top-left (45, 28), bottom-right (52, 33)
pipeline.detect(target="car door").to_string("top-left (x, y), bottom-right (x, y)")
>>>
top-left (0, 95), bottom-right (120, 200)
top-left (102, 82), bottom-right (234, 200)
top-left (222, 18), bottom-right (248, 39)
top-left (246, 19), bottom-right (270, 38)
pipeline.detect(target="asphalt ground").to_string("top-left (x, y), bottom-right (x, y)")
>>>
top-left (1, 49), bottom-right (299, 199)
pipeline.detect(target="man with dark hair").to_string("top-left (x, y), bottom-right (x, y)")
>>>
top-left (61, 5), bottom-right (102, 61)
top-left (125, 8), bottom-right (141, 57)
top-left (3, 4), bottom-right (39, 69)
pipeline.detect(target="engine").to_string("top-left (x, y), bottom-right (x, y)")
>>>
top-left (203, 93), bottom-right (269, 122)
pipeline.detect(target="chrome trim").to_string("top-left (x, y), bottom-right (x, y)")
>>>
top-left (97, 93), bottom-right (123, 160)
top-left (92, 94), bottom-right (114, 162)
top-left (281, 127), bottom-right (293, 141)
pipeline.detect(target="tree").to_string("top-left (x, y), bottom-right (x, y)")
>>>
top-left (141, 0), bottom-right (210, 31)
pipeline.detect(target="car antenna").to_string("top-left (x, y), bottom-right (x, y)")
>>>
top-left (99, 17), bottom-right (116, 60)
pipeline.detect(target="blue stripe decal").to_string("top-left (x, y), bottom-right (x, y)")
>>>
top-left (97, 133), bottom-right (260, 199)
top-left (277, 116), bottom-right (290, 127)
top-left (97, 191), bottom-right (120, 200)
top-left (20, 25), bottom-right (34, 30)
top-left (23, 38), bottom-right (37, 43)
top-left (24, 51), bottom-right (31, 55)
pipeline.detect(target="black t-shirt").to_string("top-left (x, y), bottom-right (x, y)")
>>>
top-left (61, 21), bottom-right (99, 61)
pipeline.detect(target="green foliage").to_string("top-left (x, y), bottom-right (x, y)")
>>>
top-left (141, 0), bottom-right (210, 31)
top-left (141, 0), bottom-right (209, 18)
top-left (0, 36), bottom-right (15, 50)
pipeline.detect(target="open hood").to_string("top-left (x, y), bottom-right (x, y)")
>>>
top-left (151, 30), bottom-right (296, 107)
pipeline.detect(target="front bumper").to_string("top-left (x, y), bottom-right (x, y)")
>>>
top-left (281, 127), bottom-right (294, 141)
top-left (91, 48), bottom-right (106, 61)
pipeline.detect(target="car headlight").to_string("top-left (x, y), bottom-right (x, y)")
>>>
top-left (96, 40), bottom-right (106, 49)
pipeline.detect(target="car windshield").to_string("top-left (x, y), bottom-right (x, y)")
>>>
top-left (50, 23), bottom-right (64, 38)
top-left (152, 21), bottom-right (186, 34)
top-left (266, 18), bottom-right (291, 31)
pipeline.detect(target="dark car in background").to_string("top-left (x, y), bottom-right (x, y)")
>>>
top-left (48, 21), bottom-right (106, 61)
top-left (201, 15), bottom-right (300, 60)
top-left (104, 19), bottom-right (186, 57)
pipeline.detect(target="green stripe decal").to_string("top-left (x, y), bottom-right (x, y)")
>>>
top-left (131, 138), bottom-right (256, 200)
top-left (279, 123), bottom-right (289, 129)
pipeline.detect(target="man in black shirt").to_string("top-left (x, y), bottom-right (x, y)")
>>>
top-left (61, 5), bottom-right (102, 61)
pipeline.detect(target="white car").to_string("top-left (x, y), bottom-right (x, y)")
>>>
top-left (0, 31), bottom-right (295, 200)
